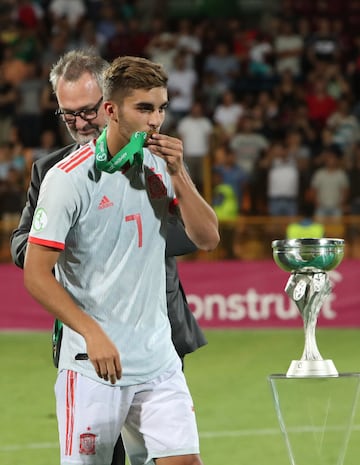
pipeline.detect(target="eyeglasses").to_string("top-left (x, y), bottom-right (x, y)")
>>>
top-left (55, 97), bottom-right (103, 124)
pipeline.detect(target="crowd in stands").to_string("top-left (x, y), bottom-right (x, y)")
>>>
top-left (1, 0), bottom-right (360, 239)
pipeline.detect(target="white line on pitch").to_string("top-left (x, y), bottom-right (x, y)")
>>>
top-left (0, 442), bottom-right (58, 452)
top-left (2, 425), bottom-right (360, 452)
top-left (200, 424), bottom-right (360, 438)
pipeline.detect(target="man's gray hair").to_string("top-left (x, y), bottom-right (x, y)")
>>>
top-left (49, 48), bottom-right (110, 93)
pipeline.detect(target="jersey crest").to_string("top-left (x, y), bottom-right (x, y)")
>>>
top-left (147, 173), bottom-right (167, 199)
top-left (79, 432), bottom-right (96, 455)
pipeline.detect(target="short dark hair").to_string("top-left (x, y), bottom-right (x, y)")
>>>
top-left (102, 56), bottom-right (168, 101)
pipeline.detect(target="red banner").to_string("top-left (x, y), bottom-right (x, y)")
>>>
top-left (1, 260), bottom-right (360, 330)
top-left (178, 259), bottom-right (360, 328)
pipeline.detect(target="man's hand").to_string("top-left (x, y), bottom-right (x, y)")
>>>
top-left (146, 133), bottom-right (184, 175)
top-left (85, 328), bottom-right (122, 385)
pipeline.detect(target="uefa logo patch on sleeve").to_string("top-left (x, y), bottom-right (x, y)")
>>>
top-left (79, 432), bottom-right (97, 455)
top-left (33, 207), bottom-right (48, 231)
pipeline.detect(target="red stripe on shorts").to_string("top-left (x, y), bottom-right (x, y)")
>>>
top-left (65, 370), bottom-right (77, 456)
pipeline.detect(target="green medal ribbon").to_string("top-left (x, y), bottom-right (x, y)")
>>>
top-left (95, 128), bottom-right (147, 173)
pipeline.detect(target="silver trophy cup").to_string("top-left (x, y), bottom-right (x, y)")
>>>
top-left (272, 238), bottom-right (345, 377)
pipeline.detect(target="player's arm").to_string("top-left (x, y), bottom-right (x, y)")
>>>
top-left (24, 243), bottom-right (121, 384)
top-left (147, 133), bottom-right (219, 251)
top-left (171, 167), bottom-right (220, 251)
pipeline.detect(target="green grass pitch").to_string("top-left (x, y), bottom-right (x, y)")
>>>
top-left (1, 329), bottom-right (360, 464)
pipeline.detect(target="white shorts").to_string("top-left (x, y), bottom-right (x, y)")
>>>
top-left (55, 365), bottom-right (200, 465)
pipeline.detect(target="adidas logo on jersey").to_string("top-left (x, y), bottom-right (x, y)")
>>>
top-left (98, 195), bottom-right (114, 210)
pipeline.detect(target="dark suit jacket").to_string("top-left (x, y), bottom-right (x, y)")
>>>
top-left (10, 145), bottom-right (207, 357)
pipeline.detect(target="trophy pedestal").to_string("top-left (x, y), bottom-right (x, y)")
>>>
top-left (270, 239), bottom-right (351, 464)
top-left (287, 359), bottom-right (338, 377)
top-left (268, 373), bottom-right (360, 465)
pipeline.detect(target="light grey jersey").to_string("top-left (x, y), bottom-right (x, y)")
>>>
top-left (29, 141), bottom-right (180, 386)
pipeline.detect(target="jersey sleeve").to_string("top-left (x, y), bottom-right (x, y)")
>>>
top-left (28, 166), bottom-right (79, 250)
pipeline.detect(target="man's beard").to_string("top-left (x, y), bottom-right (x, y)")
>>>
top-left (66, 123), bottom-right (103, 146)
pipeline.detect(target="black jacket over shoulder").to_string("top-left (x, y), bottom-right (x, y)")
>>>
top-left (10, 144), bottom-right (207, 357)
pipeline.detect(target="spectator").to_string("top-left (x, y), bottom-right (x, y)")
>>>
top-left (94, 1), bottom-right (118, 45)
top-left (346, 32), bottom-right (360, 105)
top-left (256, 90), bottom-right (279, 122)
top-left (274, 69), bottom-right (303, 121)
top-left (229, 115), bottom-right (270, 214)
top-left (285, 127), bottom-right (311, 163)
top-left (1, 44), bottom-right (31, 86)
top-left (273, 19), bottom-right (304, 77)
top-left (175, 18), bottom-right (202, 69)
top-left (0, 166), bottom-right (24, 218)
top-left (0, 141), bottom-right (13, 180)
top-left (211, 167), bottom-right (238, 259)
top-left (41, 32), bottom-right (70, 77)
top-left (311, 126), bottom-right (335, 164)
top-left (0, 141), bottom-right (25, 242)
top-left (124, 17), bottom-right (152, 57)
top-left (229, 115), bottom-right (269, 176)
top-left (167, 50), bottom-right (198, 129)
top-left (212, 143), bottom-right (248, 212)
top-left (309, 144), bottom-right (349, 219)
top-left (198, 70), bottom-right (225, 117)
top-left (48, 0), bottom-right (86, 31)
top-left (307, 17), bottom-right (339, 65)
top-left (295, 15), bottom-right (313, 75)
top-left (103, 19), bottom-right (131, 61)
top-left (325, 63), bottom-right (351, 100)
top-left (326, 97), bottom-right (359, 159)
top-left (72, 19), bottom-right (103, 55)
top-left (203, 41), bottom-right (240, 91)
top-left (0, 65), bottom-right (17, 144)
top-left (176, 101), bottom-right (213, 192)
top-left (213, 89), bottom-right (244, 138)
top-left (305, 76), bottom-right (337, 131)
top-left (347, 143), bottom-right (360, 214)
top-left (284, 128), bottom-right (312, 211)
top-left (247, 33), bottom-right (273, 77)
top-left (39, 81), bottom-right (62, 145)
top-left (13, 0), bottom-right (44, 31)
top-left (286, 202), bottom-right (324, 239)
top-left (23, 128), bottom-right (59, 174)
top-left (264, 140), bottom-right (299, 216)
top-left (212, 169), bottom-right (239, 221)
top-left (144, 31), bottom-right (177, 73)
top-left (248, 102), bottom-right (278, 139)
top-left (14, 62), bottom-right (45, 148)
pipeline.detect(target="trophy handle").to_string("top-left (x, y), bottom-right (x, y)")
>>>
top-left (285, 272), bottom-right (338, 377)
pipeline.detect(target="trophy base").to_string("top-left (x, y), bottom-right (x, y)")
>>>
top-left (286, 359), bottom-right (338, 377)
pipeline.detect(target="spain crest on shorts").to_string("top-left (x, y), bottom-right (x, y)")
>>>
top-left (79, 432), bottom-right (96, 455)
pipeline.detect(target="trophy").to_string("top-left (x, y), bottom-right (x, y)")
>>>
top-left (269, 238), bottom-right (360, 465)
top-left (272, 238), bottom-right (344, 377)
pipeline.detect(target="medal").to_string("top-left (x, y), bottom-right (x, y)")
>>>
top-left (95, 128), bottom-right (147, 173)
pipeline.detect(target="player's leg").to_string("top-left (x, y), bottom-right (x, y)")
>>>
top-left (122, 362), bottom-right (203, 465)
top-left (55, 370), bottom-right (130, 465)
top-left (111, 433), bottom-right (126, 465)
